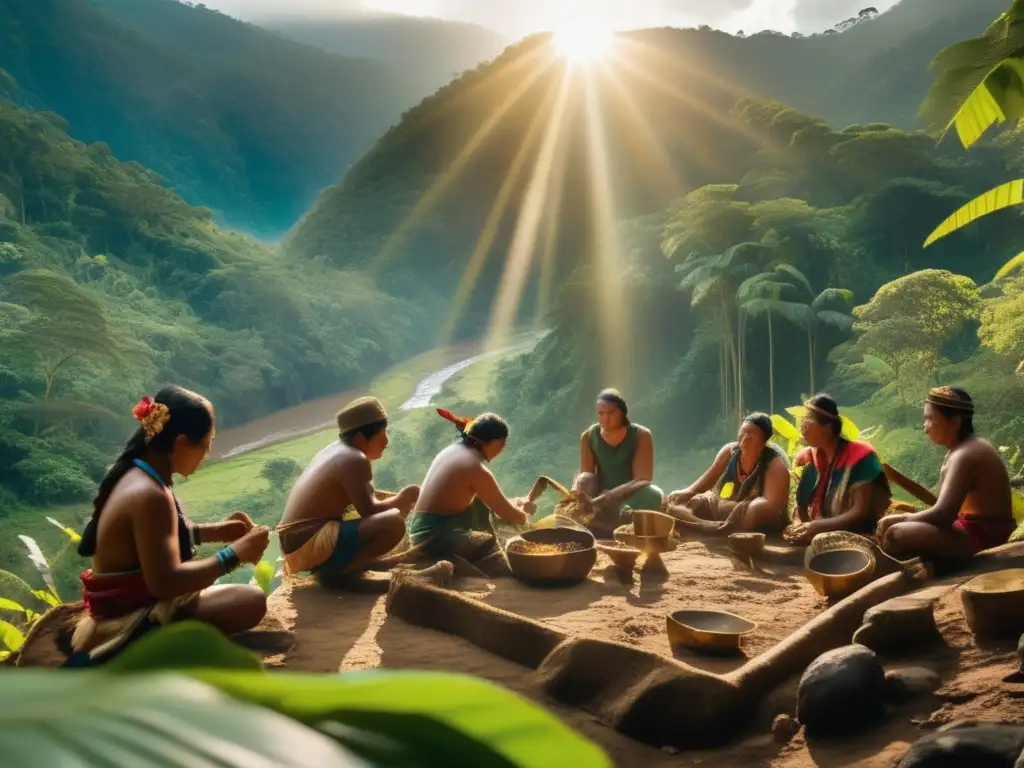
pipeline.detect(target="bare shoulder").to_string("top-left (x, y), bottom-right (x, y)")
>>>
top-left (956, 437), bottom-right (999, 463)
top-left (330, 443), bottom-right (370, 476)
top-left (116, 470), bottom-right (174, 518)
top-left (634, 425), bottom-right (654, 443)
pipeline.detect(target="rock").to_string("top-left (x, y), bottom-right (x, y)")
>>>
top-left (852, 589), bottom-right (943, 655)
top-left (898, 720), bottom-right (1024, 767)
top-left (884, 667), bottom-right (942, 704)
top-left (1003, 632), bottom-right (1024, 683)
top-left (797, 645), bottom-right (886, 737)
top-left (772, 714), bottom-right (800, 744)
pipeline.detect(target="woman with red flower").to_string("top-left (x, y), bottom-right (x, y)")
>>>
top-left (66, 385), bottom-right (270, 666)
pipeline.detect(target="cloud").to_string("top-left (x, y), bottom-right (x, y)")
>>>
top-left (790, 0), bottom-right (899, 32)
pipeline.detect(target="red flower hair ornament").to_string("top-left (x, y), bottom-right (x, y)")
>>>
top-left (133, 395), bottom-right (171, 443)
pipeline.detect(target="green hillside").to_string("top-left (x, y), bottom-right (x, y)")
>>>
top-left (0, 90), bottom-right (433, 514)
top-left (0, 0), bottom-right (424, 236)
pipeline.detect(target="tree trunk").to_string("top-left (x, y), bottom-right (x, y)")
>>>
top-left (807, 325), bottom-right (816, 395)
top-left (768, 313), bottom-right (775, 415)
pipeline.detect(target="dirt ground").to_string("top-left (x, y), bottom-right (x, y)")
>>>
top-left (263, 539), bottom-right (1024, 767)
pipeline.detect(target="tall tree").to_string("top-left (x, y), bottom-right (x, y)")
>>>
top-left (0, 270), bottom-right (122, 401)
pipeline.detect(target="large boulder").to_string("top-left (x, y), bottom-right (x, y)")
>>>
top-left (797, 645), bottom-right (886, 737)
top-left (898, 720), bottom-right (1024, 767)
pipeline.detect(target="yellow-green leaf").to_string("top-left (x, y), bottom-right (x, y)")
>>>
top-left (771, 414), bottom-right (801, 443)
top-left (785, 405), bottom-right (807, 420)
top-left (995, 252), bottom-right (1024, 281)
top-left (252, 561), bottom-right (274, 596)
top-left (0, 598), bottom-right (27, 616)
top-left (924, 179), bottom-right (1024, 247)
top-left (1013, 491), bottom-right (1024, 525)
top-left (46, 517), bottom-right (82, 544)
top-left (948, 57), bottom-right (1024, 150)
top-left (32, 589), bottom-right (60, 608)
top-left (840, 416), bottom-right (861, 442)
top-left (0, 620), bottom-right (25, 652)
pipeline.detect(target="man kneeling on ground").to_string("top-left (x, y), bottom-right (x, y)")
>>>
top-left (277, 397), bottom-right (420, 582)
top-left (666, 413), bottom-right (791, 534)
top-left (878, 387), bottom-right (1016, 561)
top-left (407, 409), bottom-right (529, 560)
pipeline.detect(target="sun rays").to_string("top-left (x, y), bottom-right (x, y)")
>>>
top-left (362, 24), bottom-right (755, 394)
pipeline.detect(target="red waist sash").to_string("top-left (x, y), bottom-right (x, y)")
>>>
top-left (80, 569), bottom-right (157, 620)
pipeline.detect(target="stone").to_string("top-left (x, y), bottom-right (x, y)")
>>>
top-left (898, 720), bottom-right (1024, 767)
top-left (884, 667), bottom-right (942, 704)
top-left (772, 714), bottom-right (800, 744)
top-left (1004, 632), bottom-right (1024, 683)
top-left (797, 645), bottom-right (886, 737)
top-left (853, 589), bottom-right (943, 655)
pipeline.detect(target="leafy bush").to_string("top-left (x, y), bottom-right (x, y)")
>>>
top-left (260, 458), bottom-right (300, 492)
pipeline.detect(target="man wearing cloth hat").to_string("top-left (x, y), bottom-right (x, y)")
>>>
top-left (276, 397), bottom-right (420, 579)
top-left (878, 387), bottom-right (1016, 559)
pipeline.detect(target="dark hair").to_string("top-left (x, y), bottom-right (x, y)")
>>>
top-left (743, 412), bottom-right (773, 441)
top-left (807, 393), bottom-right (842, 438)
top-left (341, 419), bottom-right (388, 443)
top-left (597, 388), bottom-right (629, 422)
top-left (463, 413), bottom-right (509, 445)
top-left (930, 387), bottom-right (975, 438)
top-left (79, 386), bottom-right (213, 557)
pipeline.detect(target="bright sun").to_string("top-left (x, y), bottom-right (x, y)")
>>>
top-left (552, 23), bottom-right (615, 63)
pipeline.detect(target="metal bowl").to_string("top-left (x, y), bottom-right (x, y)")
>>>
top-left (666, 609), bottom-right (757, 654)
top-left (961, 569), bottom-right (1024, 640)
top-left (613, 525), bottom-right (676, 555)
top-left (596, 540), bottom-right (641, 570)
top-left (728, 532), bottom-right (766, 559)
top-left (805, 548), bottom-right (875, 599)
top-left (632, 509), bottom-right (677, 538)
top-left (504, 527), bottom-right (597, 586)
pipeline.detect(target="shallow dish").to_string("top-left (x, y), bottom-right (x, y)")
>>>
top-left (666, 609), bottom-right (757, 654)
top-left (805, 548), bottom-right (875, 599)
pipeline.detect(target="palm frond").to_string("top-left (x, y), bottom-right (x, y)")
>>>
top-left (736, 276), bottom-right (796, 303)
top-left (923, 179), bottom-right (1024, 247)
top-left (772, 264), bottom-right (813, 297)
top-left (812, 288), bottom-right (854, 310)
top-left (816, 310), bottom-right (854, 333)
top-left (742, 298), bottom-right (812, 326)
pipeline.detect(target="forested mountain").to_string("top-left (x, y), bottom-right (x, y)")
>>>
top-left (0, 0), bottom-right (424, 236)
top-left (285, 0), bottom-right (1010, 329)
top-left (265, 11), bottom-right (508, 100)
top-left (0, 91), bottom-right (432, 510)
top-left (284, 0), bottom-right (1024, 489)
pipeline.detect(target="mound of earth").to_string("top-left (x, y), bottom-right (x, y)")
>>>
top-left (260, 539), bottom-right (1024, 766)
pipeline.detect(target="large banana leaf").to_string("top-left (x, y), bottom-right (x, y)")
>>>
top-left (947, 57), bottom-right (1024, 148)
top-left (87, 623), bottom-right (611, 768)
top-left (923, 179), bottom-right (1024, 247)
top-left (0, 670), bottom-right (368, 768)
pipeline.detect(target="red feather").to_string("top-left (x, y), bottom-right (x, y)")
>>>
top-left (436, 408), bottom-right (469, 430)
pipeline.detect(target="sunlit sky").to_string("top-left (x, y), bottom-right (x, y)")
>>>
top-left (202, 0), bottom-right (901, 37)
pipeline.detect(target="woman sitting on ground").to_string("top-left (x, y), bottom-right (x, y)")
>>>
top-left (786, 394), bottom-right (892, 545)
top-left (68, 386), bottom-right (270, 667)
top-left (408, 410), bottom-right (529, 561)
top-left (878, 387), bottom-right (1015, 560)
top-left (666, 413), bottom-right (791, 535)
top-left (574, 389), bottom-right (665, 534)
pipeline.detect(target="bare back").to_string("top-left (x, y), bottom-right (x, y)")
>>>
top-left (280, 441), bottom-right (368, 525)
top-left (415, 443), bottom-right (488, 516)
top-left (92, 468), bottom-right (177, 574)
top-left (939, 437), bottom-right (1013, 522)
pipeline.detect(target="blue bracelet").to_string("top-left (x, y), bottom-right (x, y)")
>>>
top-left (215, 546), bottom-right (239, 575)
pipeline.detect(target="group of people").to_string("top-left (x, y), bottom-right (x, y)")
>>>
top-left (66, 381), bottom-right (1017, 665)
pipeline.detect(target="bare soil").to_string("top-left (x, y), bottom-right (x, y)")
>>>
top-left (262, 537), bottom-right (1024, 767)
